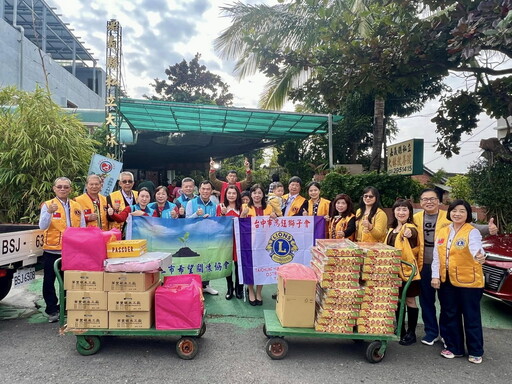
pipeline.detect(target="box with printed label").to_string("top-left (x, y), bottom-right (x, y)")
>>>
top-left (64, 271), bottom-right (104, 291)
top-left (108, 282), bottom-right (159, 311)
top-left (107, 239), bottom-right (147, 258)
top-left (66, 290), bottom-right (108, 310)
top-left (67, 310), bottom-right (108, 329)
top-left (104, 271), bottom-right (160, 292)
top-left (109, 311), bottom-right (153, 329)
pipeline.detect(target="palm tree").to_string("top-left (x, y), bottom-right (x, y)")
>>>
top-left (215, 0), bottom-right (386, 171)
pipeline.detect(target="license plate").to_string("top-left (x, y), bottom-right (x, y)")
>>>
top-left (13, 267), bottom-right (36, 288)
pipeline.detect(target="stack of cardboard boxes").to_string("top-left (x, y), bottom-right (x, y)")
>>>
top-left (357, 242), bottom-right (402, 335)
top-left (311, 239), bottom-right (365, 333)
top-left (64, 239), bottom-right (162, 329)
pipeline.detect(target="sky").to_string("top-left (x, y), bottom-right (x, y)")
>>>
top-left (47, 0), bottom-right (501, 174)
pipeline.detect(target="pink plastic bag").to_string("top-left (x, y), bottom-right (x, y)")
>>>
top-left (101, 228), bottom-right (121, 244)
top-left (61, 227), bottom-right (107, 271)
top-left (277, 263), bottom-right (317, 281)
top-left (155, 274), bottom-right (204, 330)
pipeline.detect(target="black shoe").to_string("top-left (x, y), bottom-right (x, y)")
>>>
top-left (249, 299), bottom-right (257, 306)
top-left (235, 285), bottom-right (244, 299)
top-left (255, 299), bottom-right (263, 306)
top-left (399, 332), bottom-right (417, 346)
top-left (225, 286), bottom-right (234, 300)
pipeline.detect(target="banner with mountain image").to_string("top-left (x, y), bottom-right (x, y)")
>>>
top-left (127, 216), bottom-right (233, 281)
top-left (234, 216), bottom-right (325, 285)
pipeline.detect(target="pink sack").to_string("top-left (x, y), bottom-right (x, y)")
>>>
top-left (101, 228), bottom-right (121, 244)
top-left (155, 274), bottom-right (204, 330)
top-left (61, 227), bottom-right (107, 271)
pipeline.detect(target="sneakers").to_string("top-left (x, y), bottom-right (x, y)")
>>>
top-left (48, 312), bottom-right (59, 323)
top-left (440, 349), bottom-right (463, 359)
top-left (421, 335), bottom-right (440, 346)
top-left (468, 355), bottom-right (483, 364)
top-left (203, 285), bottom-right (219, 295)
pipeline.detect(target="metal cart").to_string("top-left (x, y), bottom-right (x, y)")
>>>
top-left (262, 261), bottom-right (416, 363)
top-left (54, 258), bottom-right (205, 359)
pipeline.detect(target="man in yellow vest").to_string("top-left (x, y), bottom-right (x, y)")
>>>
top-left (75, 174), bottom-right (108, 230)
top-left (39, 177), bottom-right (85, 322)
top-left (107, 171), bottom-right (138, 232)
top-left (414, 188), bottom-right (497, 346)
top-left (282, 176), bottom-right (308, 216)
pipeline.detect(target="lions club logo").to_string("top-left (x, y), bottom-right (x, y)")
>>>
top-left (454, 238), bottom-right (466, 248)
top-left (99, 160), bottom-right (113, 173)
top-left (265, 231), bottom-right (298, 264)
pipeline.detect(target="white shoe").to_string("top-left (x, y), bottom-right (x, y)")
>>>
top-left (421, 336), bottom-right (440, 346)
top-left (48, 313), bottom-right (59, 323)
top-left (203, 285), bottom-right (218, 295)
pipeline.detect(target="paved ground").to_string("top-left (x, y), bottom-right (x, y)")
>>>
top-left (1, 273), bottom-right (511, 383)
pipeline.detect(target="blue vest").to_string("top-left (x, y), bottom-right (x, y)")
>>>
top-left (175, 194), bottom-right (195, 208)
top-left (148, 201), bottom-right (177, 219)
top-left (188, 197), bottom-right (217, 217)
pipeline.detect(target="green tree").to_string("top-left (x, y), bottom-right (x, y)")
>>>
top-left (446, 174), bottom-right (473, 204)
top-left (146, 53), bottom-right (234, 106)
top-left (215, 1), bottom-right (446, 172)
top-left (0, 87), bottom-right (96, 223)
top-left (467, 159), bottom-right (512, 231)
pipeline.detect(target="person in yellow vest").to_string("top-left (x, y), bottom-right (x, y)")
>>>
top-left (413, 188), bottom-right (497, 347)
top-left (302, 181), bottom-right (330, 217)
top-left (431, 199), bottom-right (486, 364)
top-left (74, 174), bottom-right (108, 231)
top-left (328, 194), bottom-right (356, 240)
top-left (355, 186), bottom-right (388, 242)
top-left (107, 171), bottom-right (138, 233)
top-left (38, 177), bottom-right (85, 323)
top-left (240, 184), bottom-right (277, 305)
top-left (385, 199), bottom-right (421, 346)
top-left (282, 176), bottom-right (308, 216)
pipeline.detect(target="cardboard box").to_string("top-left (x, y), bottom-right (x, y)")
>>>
top-left (66, 290), bottom-right (108, 310)
top-left (109, 311), bottom-right (153, 329)
top-left (64, 271), bottom-right (104, 291)
top-left (104, 271), bottom-right (160, 292)
top-left (108, 282), bottom-right (159, 311)
top-left (107, 239), bottom-right (147, 258)
top-left (276, 275), bottom-right (316, 328)
top-left (67, 310), bottom-right (108, 329)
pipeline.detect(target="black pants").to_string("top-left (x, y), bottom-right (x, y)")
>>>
top-left (42, 251), bottom-right (62, 315)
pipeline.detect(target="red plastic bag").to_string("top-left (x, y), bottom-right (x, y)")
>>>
top-left (61, 227), bottom-right (107, 271)
top-left (155, 274), bottom-right (204, 330)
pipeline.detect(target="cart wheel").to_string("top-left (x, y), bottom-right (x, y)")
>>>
top-left (265, 337), bottom-right (288, 360)
top-left (263, 324), bottom-right (270, 338)
top-left (198, 322), bottom-right (206, 338)
top-left (76, 336), bottom-right (101, 356)
top-left (176, 337), bottom-right (199, 360)
top-left (366, 341), bottom-right (385, 363)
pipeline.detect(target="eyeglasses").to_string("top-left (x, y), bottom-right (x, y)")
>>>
top-left (420, 197), bottom-right (438, 203)
top-left (55, 185), bottom-right (70, 189)
top-left (121, 180), bottom-right (134, 184)
top-left (363, 194), bottom-right (375, 199)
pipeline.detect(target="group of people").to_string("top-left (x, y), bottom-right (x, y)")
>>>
top-left (39, 159), bottom-right (496, 365)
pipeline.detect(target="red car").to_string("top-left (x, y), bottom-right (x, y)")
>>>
top-left (482, 235), bottom-right (512, 305)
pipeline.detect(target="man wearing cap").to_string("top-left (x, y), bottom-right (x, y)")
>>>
top-left (39, 177), bottom-right (85, 323)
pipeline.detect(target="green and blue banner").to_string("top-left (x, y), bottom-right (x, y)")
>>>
top-left (127, 216), bottom-right (233, 281)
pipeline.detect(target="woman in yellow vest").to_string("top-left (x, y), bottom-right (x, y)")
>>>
top-left (355, 186), bottom-right (388, 242)
top-left (303, 181), bottom-right (330, 217)
top-left (327, 194), bottom-right (356, 240)
top-left (385, 199), bottom-right (421, 346)
top-left (240, 184), bottom-right (277, 306)
top-left (431, 199), bottom-right (485, 364)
